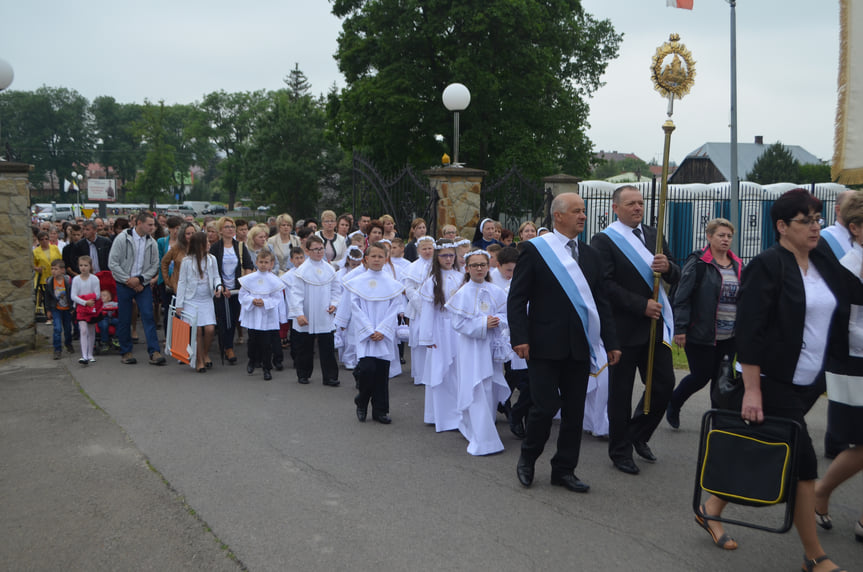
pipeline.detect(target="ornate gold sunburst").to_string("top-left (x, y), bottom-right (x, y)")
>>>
top-left (651, 33), bottom-right (696, 100)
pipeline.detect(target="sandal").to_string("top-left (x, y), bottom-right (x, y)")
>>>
top-left (695, 503), bottom-right (738, 550)
top-left (802, 554), bottom-right (845, 572)
top-left (815, 509), bottom-right (833, 530)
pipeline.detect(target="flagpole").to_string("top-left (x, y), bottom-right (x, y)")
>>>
top-left (728, 0), bottom-right (740, 253)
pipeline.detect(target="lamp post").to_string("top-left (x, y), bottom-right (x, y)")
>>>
top-left (71, 170), bottom-right (84, 218)
top-left (442, 83), bottom-right (471, 165)
top-left (0, 58), bottom-right (14, 156)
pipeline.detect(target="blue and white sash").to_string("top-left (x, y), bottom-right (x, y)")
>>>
top-left (602, 221), bottom-right (673, 346)
top-left (531, 233), bottom-right (607, 375)
top-left (821, 226), bottom-right (848, 260)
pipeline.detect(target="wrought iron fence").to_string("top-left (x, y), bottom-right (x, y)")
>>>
top-left (481, 166), bottom-right (552, 234)
top-left (351, 153), bottom-right (438, 238)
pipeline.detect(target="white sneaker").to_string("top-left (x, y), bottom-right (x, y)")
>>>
top-left (88, 358), bottom-right (96, 363)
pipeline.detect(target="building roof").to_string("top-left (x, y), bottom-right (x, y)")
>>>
top-left (683, 142), bottom-right (822, 182)
top-left (593, 150), bottom-right (642, 163)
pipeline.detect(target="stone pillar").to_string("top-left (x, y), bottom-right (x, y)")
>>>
top-left (0, 162), bottom-right (36, 357)
top-left (543, 173), bottom-right (583, 197)
top-left (423, 166), bottom-right (487, 239)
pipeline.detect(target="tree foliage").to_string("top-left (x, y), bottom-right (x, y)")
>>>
top-left (0, 86), bottom-right (94, 195)
top-left (592, 155), bottom-right (653, 180)
top-left (329, 0), bottom-right (621, 179)
top-left (91, 96), bottom-right (142, 194)
top-left (747, 142), bottom-right (800, 184)
top-left (245, 88), bottom-right (343, 217)
top-left (132, 101), bottom-right (176, 208)
top-left (798, 162), bottom-right (832, 184)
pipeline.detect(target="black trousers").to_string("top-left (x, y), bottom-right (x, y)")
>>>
top-left (669, 337), bottom-right (736, 411)
top-left (214, 294), bottom-right (240, 351)
top-left (504, 363), bottom-right (532, 425)
top-left (247, 329), bottom-right (279, 370)
top-left (521, 357), bottom-right (589, 474)
top-left (293, 330), bottom-right (338, 381)
top-left (354, 357), bottom-right (390, 416)
top-left (608, 340), bottom-right (675, 462)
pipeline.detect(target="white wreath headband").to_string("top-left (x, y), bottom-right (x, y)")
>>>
top-left (454, 239), bottom-right (471, 248)
top-left (346, 245), bottom-right (364, 260)
top-left (463, 249), bottom-right (489, 261)
top-left (416, 235), bottom-right (435, 244)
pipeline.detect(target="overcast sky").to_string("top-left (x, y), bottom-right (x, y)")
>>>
top-left (2, 0), bottom-right (840, 167)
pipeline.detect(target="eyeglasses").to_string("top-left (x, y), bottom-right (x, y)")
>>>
top-left (308, 247), bottom-right (325, 253)
top-left (437, 253), bottom-right (455, 259)
top-left (468, 263), bottom-right (488, 269)
top-left (789, 216), bottom-right (825, 227)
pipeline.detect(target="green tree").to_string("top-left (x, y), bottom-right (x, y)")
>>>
top-left (132, 101), bottom-right (176, 208)
top-left (592, 155), bottom-right (653, 180)
top-left (91, 96), bottom-right (143, 197)
top-left (285, 63), bottom-right (312, 100)
top-left (798, 162), bottom-right (833, 184)
top-left (329, 0), bottom-right (621, 179)
top-left (0, 87), bottom-right (94, 197)
top-left (162, 103), bottom-right (215, 199)
top-left (200, 89), bottom-right (267, 209)
top-left (747, 142), bottom-right (800, 184)
top-left (245, 89), bottom-right (340, 217)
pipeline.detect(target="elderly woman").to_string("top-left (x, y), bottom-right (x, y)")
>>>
top-left (210, 217), bottom-right (254, 364)
top-left (268, 213), bottom-right (301, 272)
top-left (440, 224), bottom-right (458, 240)
top-left (666, 218), bottom-right (743, 428)
top-left (698, 190), bottom-right (857, 572)
top-left (316, 210), bottom-right (347, 263)
top-left (815, 191), bottom-right (863, 544)
top-left (246, 224), bottom-right (280, 273)
top-left (403, 218), bottom-right (428, 262)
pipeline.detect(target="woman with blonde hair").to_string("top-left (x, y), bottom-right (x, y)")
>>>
top-left (315, 210), bottom-right (347, 263)
top-left (210, 216), bottom-right (254, 364)
top-left (247, 224), bottom-right (280, 273)
top-left (380, 214), bottom-right (399, 241)
top-left (517, 221), bottom-right (538, 242)
top-left (268, 213), bottom-right (301, 271)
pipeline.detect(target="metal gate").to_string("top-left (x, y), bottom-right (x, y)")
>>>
top-left (351, 153), bottom-right (438, 238)
top-left (481, 167), bottom-right (552, 234)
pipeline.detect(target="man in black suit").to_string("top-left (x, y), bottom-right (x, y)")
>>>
top-left (590, 185), bottom-right (680, 475)
top-left (508, 192), bottom-right (620, 493)
top-left (73, 220), bottom-right (112, 274)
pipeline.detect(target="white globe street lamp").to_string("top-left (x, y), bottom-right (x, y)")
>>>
top-left (0, 59), bottom-right (13, 92)
top-left (71, 170), bottom-right (84, 216)
top-left (442, 83), bottom-right (471, 165)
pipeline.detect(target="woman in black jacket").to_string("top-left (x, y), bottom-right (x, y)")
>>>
top-left (698, 189), bottom-right (858, 571)
top-left (666, 218), bottom-right (742, 428)
top-left (210, 217), bottom-right (254, 364)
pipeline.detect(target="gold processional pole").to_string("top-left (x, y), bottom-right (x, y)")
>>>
top-left (644, 34), bottom-right (696, 414)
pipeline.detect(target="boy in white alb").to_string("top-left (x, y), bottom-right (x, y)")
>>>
top-left (238, 250), bottom-right (286, 380)
top-left (289, 236), bottom-right (341, 386)
top-left (341, 242), bottom-right (404, 424)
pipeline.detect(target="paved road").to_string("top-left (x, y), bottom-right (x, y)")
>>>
top-left (3, 326), bottom-right (862, 571)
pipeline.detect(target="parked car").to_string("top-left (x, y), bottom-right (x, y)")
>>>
top-left (38, 205), bottom-right (75, 222)
top-left (166, 205), bottom-right (197, 218)
top-left (202, 205), bottom-right (227, 215)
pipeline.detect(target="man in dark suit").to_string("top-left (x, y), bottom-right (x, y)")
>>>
top-left (73, 220), bottom-right (112, 274)
top-left (508, 192), bottom-right (620, 493)
top-left (590, 185), bottom-right (680, 475)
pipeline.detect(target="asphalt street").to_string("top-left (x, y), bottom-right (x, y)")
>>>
top-left (2, 324), bottom-right (862, 571)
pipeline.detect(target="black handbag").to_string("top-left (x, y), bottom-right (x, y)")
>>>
top-left (711, 354), bottom-right (743, 410)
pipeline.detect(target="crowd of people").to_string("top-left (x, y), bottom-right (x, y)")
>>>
top-left (32, 186), bottom-right (863, 572)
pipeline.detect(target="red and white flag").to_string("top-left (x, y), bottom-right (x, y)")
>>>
top-left (667, 0), bottom-right (694, 9)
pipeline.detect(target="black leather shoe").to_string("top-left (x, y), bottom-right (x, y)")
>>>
top-left (372, 413), bottom-right (392, 424)
top-left (323, 379), bottom-right (340, 387)
top-left (247, 363), bottom-right (255, 375)
top-left (356, 407), bottom-right (367, 422)
top-left (298, 378), bottom-right (310, 385)
top-left (509, 417), bottom-right (526, 440)
top-left (613, 458), bottom-right (640, 475)
top-left (666, 403), bottom-right (680, 429)
top-left (551, 473), bottom-right (590, 493)
top-left (517, 456), bottom-right (535, 487)
top-left (263, 370), bottom-right (272, 381)
top-left (274, 362), bottom-right (284, 372)
top-left (633, 441), bottom-right (657, 463)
